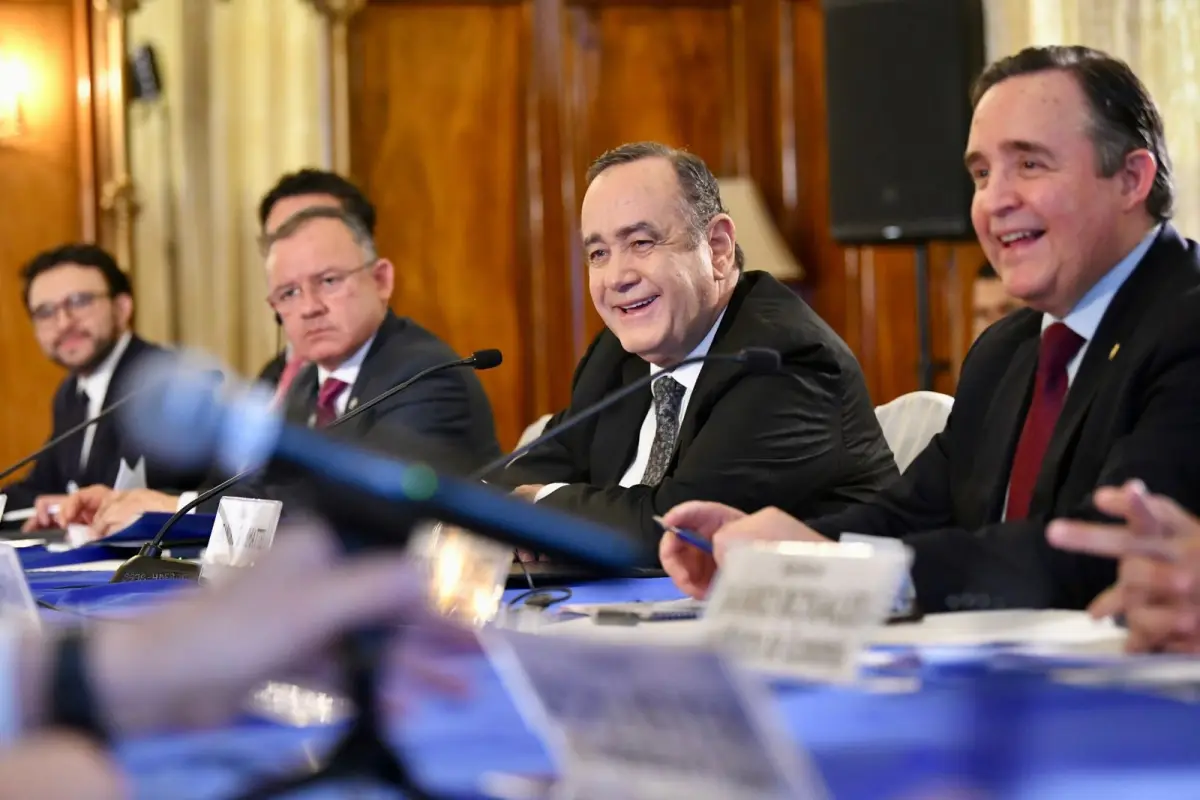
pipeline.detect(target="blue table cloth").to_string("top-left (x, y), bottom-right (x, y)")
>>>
top-left (24, 567), bottom-right (1200, 799)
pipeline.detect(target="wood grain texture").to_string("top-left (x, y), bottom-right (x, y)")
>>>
top-left (347, 0), bottom-right (987, 448)
top-left (0, 0), bottom-right (92, 475)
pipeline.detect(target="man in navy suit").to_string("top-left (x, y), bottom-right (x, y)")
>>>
top-left (661, 46), bottom-right (1200, 613)
top-left (4, 244), bottom-right (203, 530)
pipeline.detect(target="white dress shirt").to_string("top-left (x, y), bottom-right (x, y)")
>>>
top-left (176, 335), bottom-right (376, 511)
top-left (535, 309), bottom-right (727, 501)
top-left (75, 332), bottom-right (132, 470)
top-left (999, 224), bottom-right (1160, 519)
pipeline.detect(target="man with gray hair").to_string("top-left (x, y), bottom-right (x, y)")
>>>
top-left (62, 205), bottom-right (502, 534)
top-left (491, 141), bottom-right (895, 552)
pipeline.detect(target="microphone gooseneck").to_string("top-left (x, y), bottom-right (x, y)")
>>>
top-left (469, 347), bottom-right (783, 482)
top-left (110, 350), bottom-right (503, 583)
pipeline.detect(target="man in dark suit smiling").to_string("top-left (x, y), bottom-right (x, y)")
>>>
top-left (492, 142), bottom-right (896, 551)
top-left (661, 46), bottom-right (1200, 614)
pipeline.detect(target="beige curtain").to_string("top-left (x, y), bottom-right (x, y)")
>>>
top-left (127, 0), bottom-right (329, 376)
top-left (984, 0), bottom-right (1200, 240)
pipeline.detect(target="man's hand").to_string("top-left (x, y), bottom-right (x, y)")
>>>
top-left (22, 494), bottom-right (69, 532)
top-left (512, 484), bottom-right (544, 502)
top-left (87, 489), bottom-right (179, 540)
top-left (1048, 479), bottom-right (1200, 653)
top-left (88, 520), bottom-right (476, 736)
top-left (659, 502), bottom-right (828, 599)
top-left (55, 485), bottom-right (116, 528)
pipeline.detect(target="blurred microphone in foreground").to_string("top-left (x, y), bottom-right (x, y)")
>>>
top-left (119, 356), bottom-right (651, 568)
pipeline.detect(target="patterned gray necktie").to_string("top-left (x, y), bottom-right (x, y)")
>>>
top-left (641, 375), bottom-right (686, 487)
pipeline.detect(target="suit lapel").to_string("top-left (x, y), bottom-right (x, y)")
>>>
top-left (1031, 231), bottom-right (1191, 514)
top-left (81, 337), bottom-right (147, 485)
top-left (286, 366), bottom-right (319, 427)
top-left (975, 319), bottom-right (1041, 522)
top-left (592, 356), bottom-right (651, 483)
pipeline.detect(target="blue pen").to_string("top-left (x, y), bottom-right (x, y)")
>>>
top-left (653, 515), bottom-right (713, 554)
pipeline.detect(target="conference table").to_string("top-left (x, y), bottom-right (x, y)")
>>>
top-left (21, 551), bottom-right (1200, 799)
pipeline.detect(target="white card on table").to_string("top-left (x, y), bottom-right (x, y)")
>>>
top-left (702, 539), bottom-right (909, 683)
top-left (203, 497), bottom-right (282, 569)
top-left (0, 495), bottom-right (7, 522)
top-left (839, 533), bottom-right (917, 617)
top-left (0, 544), bottom-right (40, 628)
top-left (113, 457), bottom-right (147, 491)
top-left (480, 628), bottom-right (825, 800)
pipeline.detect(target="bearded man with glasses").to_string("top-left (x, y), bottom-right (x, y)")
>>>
top-left (4, 245), bottom-right (207, 531)
top-left (60, 206), bottom-right (502, 537)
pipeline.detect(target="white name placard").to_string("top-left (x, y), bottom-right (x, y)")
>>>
top-left (203, 497), bottom-right (282, 569)
top-left (840, 533), bottom-right (917, 618)
top-left (113, 457), bottom-right (147, 491)
top-left (0, 544), bottom-right (39, 628)
top-left (481, 628), bottom-right (825, 800)
top-left (702, 539), bottom-right (908, 683)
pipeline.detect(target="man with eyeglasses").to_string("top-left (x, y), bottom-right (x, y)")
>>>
top-left (3, 245), bottom-right (205, 531)
top-left (60, 206), bottom-right (502, 536)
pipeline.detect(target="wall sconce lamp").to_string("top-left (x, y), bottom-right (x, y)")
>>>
top-left (0, 47), bottom-right (28, 139)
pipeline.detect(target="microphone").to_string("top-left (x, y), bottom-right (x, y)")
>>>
top-left (0, 368), bottom-right (225, 487)
top-left (110, 350), bottom-right (503, 582)
top-left (115, 362), bottom-right (649, 570)
top-left (470, 346), bottom-right (782, 481)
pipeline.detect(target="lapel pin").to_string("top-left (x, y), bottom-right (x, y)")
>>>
top-left (1109, 343), bottom-right (1120, 360)
top-left (348, 397), bottom-right (359, 411)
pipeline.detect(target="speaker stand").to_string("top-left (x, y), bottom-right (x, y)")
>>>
top-left (230, 629), bottom-right (442, 800)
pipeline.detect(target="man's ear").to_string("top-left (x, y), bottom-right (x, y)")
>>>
top-left (706, 214), bottom-right (737, 276)
top-left (1120, 149), bottom-right (1158, 212)
top-left (114, 293), bottom-right (134, 330)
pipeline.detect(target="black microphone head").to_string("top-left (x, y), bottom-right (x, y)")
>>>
top-left (471, 349), bottom-right (503, 370)
top-left (739, 347), bottom-right (782, 373)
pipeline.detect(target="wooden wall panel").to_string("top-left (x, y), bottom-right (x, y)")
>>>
top-left (0, 0), bottom-right (93, 474)
top-left (563, 0), bottom-right (746, 342)
top-left (348, 2), bottom-right (546, 450)
top-left (346, 0), bottom-right (986, 448)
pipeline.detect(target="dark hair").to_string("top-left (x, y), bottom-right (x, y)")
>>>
top-left (259, 205), bottom-right (377, 259)
top-left (586, 142), bottom-right (745, 271)
top-left (258, 169), bottom-right (377, 234)
top-left (977, 261), bottom-right (998, 280)
top-left (21, 243), bottom-right (132, 310)
top-left (972, 45), bottom-right (1173, 222)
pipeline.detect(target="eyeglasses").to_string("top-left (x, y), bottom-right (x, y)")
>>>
top-left (28, 291), bottom-right (110, 325)
top-left (267, 261), bottom-right (376, 313)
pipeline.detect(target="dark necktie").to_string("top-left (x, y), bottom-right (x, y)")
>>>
top-left (641, 375), bottom-right (686, 487)
top-left (67, 387), bottom-right (90, 470)
top-left (1005, 322), bottom-right (1086, 521)
top-left (314, 377), bottom-right (349, 428)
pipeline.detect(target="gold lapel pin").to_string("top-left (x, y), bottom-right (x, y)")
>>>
top-left (348, 397), bottom-right (359, 411)
top-left (1109, 343), bottom-right (1120, 360)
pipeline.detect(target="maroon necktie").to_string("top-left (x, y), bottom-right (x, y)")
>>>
top-left (314, 377), bottom-right (349, 428)
top-left (1005, 322), bottom-right (1086, 521)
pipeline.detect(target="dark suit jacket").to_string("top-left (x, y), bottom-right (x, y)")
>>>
top-left (256, 351), bottom-right (287, 388)
top-left (494, 270), bottom-right (898, 552)
top-left (809, 225), bottom-right (1200, 613)
top-left (199, 311), bottom-right (502, 510)
top-left (2, 335), bottom-right (207, 510)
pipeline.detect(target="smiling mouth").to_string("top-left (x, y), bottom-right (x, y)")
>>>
top-left (997, 230), bottom-right (1045, 248)
top-left (616, 296), bottom-right (659, 314)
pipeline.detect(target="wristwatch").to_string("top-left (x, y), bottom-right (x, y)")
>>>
top-left (48, 628), bottom-right (111, 745)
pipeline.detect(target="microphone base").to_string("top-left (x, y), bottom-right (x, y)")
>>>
top-left (110, 555), bottom-right (201, 583)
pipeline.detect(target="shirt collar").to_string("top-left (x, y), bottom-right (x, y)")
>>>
top-left (76, 331), bottom-right (132, 402)
top-left (316, 334), bottom-right (376, 389)
top-left (648, 307), bottom-right (727, 392)
top-left (1043, 224), bottom-right (1160, 340)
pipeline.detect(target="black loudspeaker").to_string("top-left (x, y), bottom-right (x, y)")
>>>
top-left (823, 0), bottom-right (985, 244)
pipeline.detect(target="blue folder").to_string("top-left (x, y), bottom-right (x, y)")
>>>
top-left (18, 513), bottom-right (216, 570)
